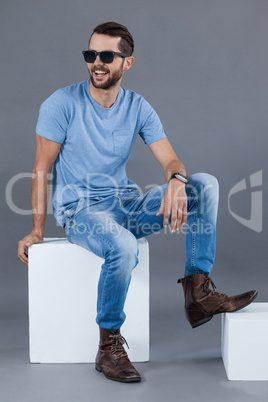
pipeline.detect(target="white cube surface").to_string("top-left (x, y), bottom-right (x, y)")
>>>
top-left (28, 238), bottom-right (149, 363)
top-left (221, 303), bottom-right (268, 380)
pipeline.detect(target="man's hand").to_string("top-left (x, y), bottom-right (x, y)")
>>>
top-left (17, 135), bottom-right (61, 265)
top-left (156, 179), bottom-right (188, 232)
top-left (18, 230), bottom-right (43, 265)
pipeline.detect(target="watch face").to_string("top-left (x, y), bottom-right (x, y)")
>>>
top-left (175, 174), bottom-right (188, 183)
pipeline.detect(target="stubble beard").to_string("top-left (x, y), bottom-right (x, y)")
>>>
top-left (89, 61), bottom-right (124, 90)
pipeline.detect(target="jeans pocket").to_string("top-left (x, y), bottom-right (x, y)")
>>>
top-left (64, 207), bottom-right (76, 221)
top-left (64, 198), bottom-right (85, 225)
top-left (74, 198), bottom-right (85, 217)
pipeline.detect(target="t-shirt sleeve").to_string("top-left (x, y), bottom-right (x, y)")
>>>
top-left (138, 97), bottom-right (166, 145)
top-left (36, 89), bottom-right (69, 144)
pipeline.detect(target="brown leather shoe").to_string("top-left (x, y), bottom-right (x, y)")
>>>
top-left (178, 273), bottom-right (258, 328)
top-left (95, 327), bottom-right (142, 383)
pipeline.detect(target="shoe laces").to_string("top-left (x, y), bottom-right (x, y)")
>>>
top-left (203, 276), bottom-right (222, 296)
top-left (109, 333), bottom-right (129, 360)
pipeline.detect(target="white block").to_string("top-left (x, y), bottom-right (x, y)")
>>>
top-left (221, 303), bottom-right (268, 380)
top-left (28, 237), bottom-right (149, 363)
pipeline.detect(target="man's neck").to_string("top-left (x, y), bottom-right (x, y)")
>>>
top-left (89, 81), bottom-right (120, 108)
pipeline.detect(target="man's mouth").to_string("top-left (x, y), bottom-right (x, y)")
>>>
top-left (93, 70), bottom-right (109, 78)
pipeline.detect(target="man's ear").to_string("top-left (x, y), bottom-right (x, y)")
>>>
top-left (123, 56), bottom-right (134, 72)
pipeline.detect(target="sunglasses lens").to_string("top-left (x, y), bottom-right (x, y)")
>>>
top-left (84, 51), bottom-right (96, 63)
top-left (100, 51), bottom-right (114, 63)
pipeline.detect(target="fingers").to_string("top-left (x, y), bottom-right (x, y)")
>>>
top-left (157, 184), bottom-right (188, 231)
top-left (156, 194), bottom-right (172, 228)
top-left (17, 239), bottom-right (29, 265)
top-left (168, 197), bottom-right (188, 232)
top-left (171, 202), bottom-right (179, 232)
top-left (181, 202), bottom-right (188, 226)
top-left (171, 202), bottom-right (186, 232)
top-left (163, 197), bottom-right (171, 228)
top-left (156, 198), bottom-right (164, 216)
top-left (17, 233), bottom-right (43, 265)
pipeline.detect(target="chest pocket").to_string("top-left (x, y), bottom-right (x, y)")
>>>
top-left (113, 131), bottom-right (134, 158)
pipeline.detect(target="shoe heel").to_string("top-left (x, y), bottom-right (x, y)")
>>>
top-left (190, 315), bottom-right (213, 328)
top-left (95, 363), bottom-right (102, 372)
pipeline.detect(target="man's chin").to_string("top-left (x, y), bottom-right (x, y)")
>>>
top-left (91, 81), bottom-right (106, 89)
top-left (90, 78), bottom-right (117, 90)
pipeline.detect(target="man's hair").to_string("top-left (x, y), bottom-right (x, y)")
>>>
top-left (89, 22), bottom-right (134, 56)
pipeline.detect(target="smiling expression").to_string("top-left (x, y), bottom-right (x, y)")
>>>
top-left (87, 33), bottom-right (127, 90)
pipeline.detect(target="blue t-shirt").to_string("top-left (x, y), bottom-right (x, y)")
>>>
top-left (36, 79), bottom-right (166, 227)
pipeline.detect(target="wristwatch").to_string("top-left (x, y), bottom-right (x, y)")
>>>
top-left (168, 172), bottom-right (189, 185)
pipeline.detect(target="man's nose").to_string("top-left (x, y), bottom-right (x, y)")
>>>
top-left (94, 54), bottom-right (104, 64)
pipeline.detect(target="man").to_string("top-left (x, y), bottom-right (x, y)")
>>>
top-left (18, 22), bottom-right (257, 383)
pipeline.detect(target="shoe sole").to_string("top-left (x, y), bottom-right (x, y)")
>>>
top-left (95, 363), bottom-right (142, 383)
top-left (190, 290), bottom-right (258, 329)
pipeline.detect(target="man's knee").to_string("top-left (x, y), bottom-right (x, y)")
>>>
top-left (110, 232), bottom-right (139, 270)
top-left (187, 173), bottom-right (219, 218)
top-left (188, 173), bottom-right (219, 197)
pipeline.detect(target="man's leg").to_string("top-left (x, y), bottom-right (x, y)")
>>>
top-left (119, 173), bottom-right (257, 328)
top-left (118, 173), bottom-right (218, 251)
top-left (178, 174), bottom-right (257, 328)
top-left (64, 196), bottom-right (141, 382)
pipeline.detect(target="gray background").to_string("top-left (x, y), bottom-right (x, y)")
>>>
top-left (1, 0), bottom-right (267, 401)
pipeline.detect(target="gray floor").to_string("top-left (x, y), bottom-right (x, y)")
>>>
top-left (1, 282), bottom-right (268, 402)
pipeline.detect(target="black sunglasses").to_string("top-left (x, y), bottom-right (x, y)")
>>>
top-left (82, 50), bottom-right (129, 64)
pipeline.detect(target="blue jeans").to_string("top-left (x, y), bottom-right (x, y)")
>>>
top-left (64, 173), bottom-right (219, 331)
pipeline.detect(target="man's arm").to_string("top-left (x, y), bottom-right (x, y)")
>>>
top-left (148, 138), bottom-right (188, 232)
top-left (17, 135), bottom-right (62, 264)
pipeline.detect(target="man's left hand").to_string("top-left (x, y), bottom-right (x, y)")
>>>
top-left (156, 179), bottom-right (188, 232)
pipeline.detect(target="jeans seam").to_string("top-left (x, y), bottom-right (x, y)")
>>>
top-left (100, 261), bottom-right (110, 317)
top-left (189, 189), bottom-right (200, 274)
top-left (191, 209), bottom-right (197, 270)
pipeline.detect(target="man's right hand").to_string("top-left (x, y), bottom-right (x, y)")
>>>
top-left (18, 231), bottom-right (43, 265)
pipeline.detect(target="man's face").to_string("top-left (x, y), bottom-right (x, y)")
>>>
top-left (87, 33), bottom-right (126, 90)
